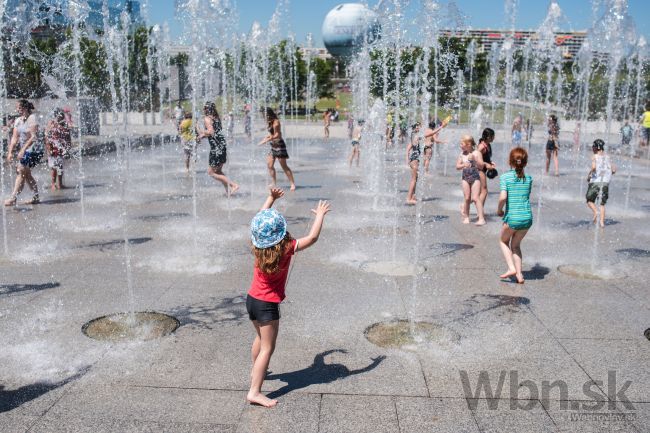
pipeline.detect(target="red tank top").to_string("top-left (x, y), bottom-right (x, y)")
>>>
top-left (248, 239), bottom-right (296, 303)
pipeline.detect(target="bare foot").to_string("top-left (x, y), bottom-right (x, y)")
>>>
top-left (3, 197), bottom-right (16, 207)
top-left (230, 183), bottom-right (240, 195)
top-left (247, 392), bottom-right (277, 408)
top-left (406, 198), bottom-right (417, 205)
top-left (290, 184), bottom-right (296, 191)
top-left (599, 219), bottom-right (605, 228)
top-left (462, 217), bottom-right (470, 224)
top-left (475, 219), bottom-right (486, 226)
top-left (500, 269), bottom-right (517, 279)
top-left (516, 273), bottom-right (525, 284)
top-left (592, 213), bottom-right (598, 224)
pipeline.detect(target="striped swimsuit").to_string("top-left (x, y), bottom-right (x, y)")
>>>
top-left (500, 170), bottom-right (533, 230)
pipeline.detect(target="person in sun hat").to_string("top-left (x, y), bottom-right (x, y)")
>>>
top-left (245, 188), bottom-right (331, 408)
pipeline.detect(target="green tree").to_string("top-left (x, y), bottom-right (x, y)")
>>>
top-left (312, 57), bottom-right (334, 98)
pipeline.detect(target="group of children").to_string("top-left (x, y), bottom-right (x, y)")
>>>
top-left (178, 104), bottom-right (296, 194)
top-left (243, 130), bottom-right (620, 408)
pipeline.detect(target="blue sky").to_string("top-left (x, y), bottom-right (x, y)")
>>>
top-left (149, 1), bottom-right (649, 46)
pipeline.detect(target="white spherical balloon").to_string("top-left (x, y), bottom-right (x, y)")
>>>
top-left (322, 3), bottom-right (380, 57)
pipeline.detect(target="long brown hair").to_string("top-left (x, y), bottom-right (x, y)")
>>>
top-left (509, 147), bottom-right (528, 179)
top-left (252, 232), bottom-right (294, 274)
top-left (203, 101), bottom-right (219, 119)
top-left (265, 107), bottom-right (278, 128)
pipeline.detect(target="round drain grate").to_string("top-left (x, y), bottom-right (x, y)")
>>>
top-left (82, 312), bottom-right (180, 342)
top-left (365, 320), bottom-right (459, 349)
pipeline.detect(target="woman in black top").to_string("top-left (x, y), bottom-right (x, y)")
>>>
top-left (478, 128), bottom-right (497, 207)
top-left (198, 102), bottom-right (239, 196)
top-left (259, 108), bottom-right (296, 191)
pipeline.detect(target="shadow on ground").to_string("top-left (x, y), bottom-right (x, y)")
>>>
top-left (425, 243), bottom-right (474, 258)
top-left (0, 282), bottom-right (60, 296)
top-left (522, 263), bottom-right (551, 280)
top-left (555, 219), bottom-right (620, 228)
top-left (616, 248), bottom-right (650, 259)
top-left (0, 367), bottom-right (89, 413)
top-left (76, 237), bottom-right (152, 252)
top-left (134, 212), bottom-right (191, 222)
top-left (266, 349), bottom-right (385, 399)
top-left (170, 295), bottom-right (247, 330)
top-left (39, 197), bottom-right (80, 205)
top-left (445, 294), bottom-right (531, 325)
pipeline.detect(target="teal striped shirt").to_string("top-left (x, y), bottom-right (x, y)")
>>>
top-left (500, 170), bottom-right (533, 230)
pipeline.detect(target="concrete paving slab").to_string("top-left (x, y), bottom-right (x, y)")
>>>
top-left (319, 394), bottom-right (399, 433)
top-left (468, 399), bottom-right (556, 432)
top-left (30, 416), bottom-right (236, 433)
top-left (395, 397), bottom-right (479, 433)
top-left (47, 385), bottom-right (246, 424)
top-left (0, 413), bottom-right (39, 433)
top-left (236, 393), bottom-right (320, 433)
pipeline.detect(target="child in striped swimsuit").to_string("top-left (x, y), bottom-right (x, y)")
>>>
top-left (456, 135), bottom-right (486, 225)
top-left (497, 147), bottom-right (533, 284)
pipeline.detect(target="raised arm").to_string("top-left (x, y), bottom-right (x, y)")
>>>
top-left (296, 200), bottom-right (331, 252)
top-left (260, 188), bottom-right (284, 211)
top-left (424, 119), bottom-right (449, 138)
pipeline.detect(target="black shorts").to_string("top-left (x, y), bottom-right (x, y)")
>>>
top-left (246, 294), bottom-right (280, 323)
top-left (546, 140), bottom-right (557, 151)
top-left (270, 140), bottom-right (289, 159)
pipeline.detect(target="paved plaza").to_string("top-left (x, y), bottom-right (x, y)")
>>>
top-left (1, 122), bottom-right (649, 432)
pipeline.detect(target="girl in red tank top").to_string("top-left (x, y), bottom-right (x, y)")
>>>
top-left (245, 188), bottom-right (330, 408)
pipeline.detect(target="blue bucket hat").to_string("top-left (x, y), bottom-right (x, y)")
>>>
top-left (251, 209), bottom-right (287, 248)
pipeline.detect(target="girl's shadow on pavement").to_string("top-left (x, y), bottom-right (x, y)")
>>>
top-left (266, 349), bottom-right (385, 399)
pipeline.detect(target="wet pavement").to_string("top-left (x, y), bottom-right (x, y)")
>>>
top-left (1, 122), bottom-right (649, 432)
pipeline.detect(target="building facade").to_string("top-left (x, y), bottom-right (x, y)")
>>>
top-left (441, 29), bottom-right (588, 59)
